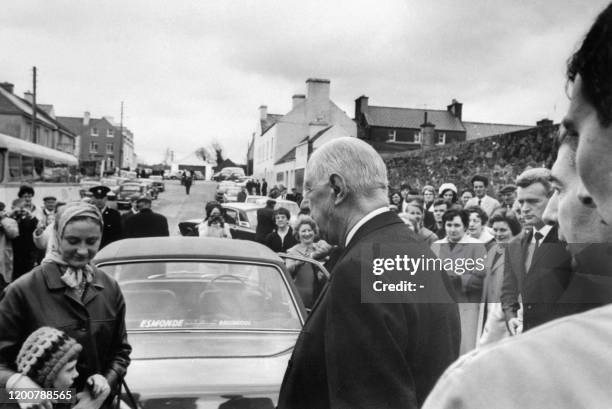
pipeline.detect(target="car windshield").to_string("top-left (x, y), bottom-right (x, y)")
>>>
top-left (150, 176), bottom-right (162, 181)
top-left (100, 261), bottom-right (301, 331)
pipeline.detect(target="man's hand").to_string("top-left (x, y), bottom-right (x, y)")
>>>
top-left (311, 240), bottom-right (333, 260)
top-left (87, 374), bottom-right (110, 399)
top-left (507, 317), bottom-right (523, 336)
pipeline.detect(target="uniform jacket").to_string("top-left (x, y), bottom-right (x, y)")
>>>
top-left (265, 227), bottom-right (298, 253)
top-left (255, 206), bottom-right (275, 243)
top-left (100, 207), bottom-right (123, 249)
top-left (500, 226), bottom-right (573, 331)
top-left (423, 304), bottom-right (612, 409)
top-left (0, 262), bottom-right (131, 395)
top-left (277, 211), bottom-right (460, 409)
top-left (124, 209), bottom-right (169, 238)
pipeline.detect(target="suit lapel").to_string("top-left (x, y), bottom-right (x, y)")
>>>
top-left (529, 225), bottom-right (558, 271)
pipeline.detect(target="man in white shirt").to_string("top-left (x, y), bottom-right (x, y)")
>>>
top-left (464, 175), bottom-right (500, 216)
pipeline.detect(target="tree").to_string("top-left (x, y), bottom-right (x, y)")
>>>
top-left (211, 140), bottom-right (224, 170)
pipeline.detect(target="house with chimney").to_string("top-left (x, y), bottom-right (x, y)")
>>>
top-left (252, 78), bottom-right (356, 190)
top-left (58, 113), bottom-right (135, 175)
top-left (354, 96), bottom-right (531, 153)
top-left (0, 82), bottom-right (76, 154)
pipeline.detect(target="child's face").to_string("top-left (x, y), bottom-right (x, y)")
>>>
top-left (53, 359), bottom-right (79, 388)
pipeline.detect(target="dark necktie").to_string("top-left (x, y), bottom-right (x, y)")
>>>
top-left (478, 199), bottom-right (482, 207)
top-left (534, 231), bottom-right (544, 248)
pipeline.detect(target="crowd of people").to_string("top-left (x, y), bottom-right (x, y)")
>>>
top-left (2, 2), bottom-right (612, 408)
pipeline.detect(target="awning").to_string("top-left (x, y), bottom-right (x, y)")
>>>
top-left (0, 132), bottom-right (78, 165)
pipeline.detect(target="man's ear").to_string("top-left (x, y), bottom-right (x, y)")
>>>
top-left (329, 174), bottom-right (348, 205)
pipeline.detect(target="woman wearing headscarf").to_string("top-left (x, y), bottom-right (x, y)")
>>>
top-left (198, 201), bottom-right (232, 238)
top-left (0, 202), bottom-right (131, 409)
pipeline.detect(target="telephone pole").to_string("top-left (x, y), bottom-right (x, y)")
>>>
top-left (32, 66), bottom-right (37, 143)
top-left (119, 101), bottom-right (124, 170)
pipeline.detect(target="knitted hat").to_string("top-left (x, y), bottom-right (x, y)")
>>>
top-left (16, 327), bottom-right (82, 388)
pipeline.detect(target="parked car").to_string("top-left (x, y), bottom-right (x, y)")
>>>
top-left (213, 167), bottom-right (245, 181)
top-left (93, 237), bottom-right (313, 409)
top-left (116, 183), bottom-right (151, 209)
top-left (132, 178), bottom-right (159, 199)
top-left (149, 175), bottom-right (165, 192)
top-left (223, 186), bottom-right (242, 202)
top-left (179, 201), bottom-right (299, 239)
top-left (100, 177), bottom-right (122, 194)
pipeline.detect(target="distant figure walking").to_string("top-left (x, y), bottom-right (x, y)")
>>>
top-left (184, 170), bottom-right (193, 195)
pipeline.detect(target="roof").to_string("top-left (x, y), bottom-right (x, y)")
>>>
top-left (275, 147), bottom-right (296, 165)
top-left (463, 121), bottom-right (532, 140)
top-left (261, 114), bottom-right (283, 135)
top-left (0, 87), bottom-right (75, 136)
top-left (93, 237), bottom-right (283, 266)
top-left (56, 116), bottom-right (84, 132)
top-left (310, 125), bottom-right (333, 144)
top-left (366, 106), bottom-right (465, 132)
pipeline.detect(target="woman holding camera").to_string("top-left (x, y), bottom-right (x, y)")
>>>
top-left (198, 201), bottom-right (232, 239)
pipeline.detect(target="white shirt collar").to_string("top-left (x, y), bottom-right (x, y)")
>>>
top-left (345, 207), bottom-right (389, 247)
top-left (532, 224), bottom-right (553, 243)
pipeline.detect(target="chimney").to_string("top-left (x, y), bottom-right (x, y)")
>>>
top-left (259, 105), bottom-right (268, 120)
top-left (420, 112), bottom-right (436, 149)
top-left (536, 118), bottom-right (553, 127)
top-left (0, 82), bottom-right (14, 94)
top-left (83, 111), bottom-right (90, 127)
top-left (292, 94), bottom-right (305, 109)
top-left (447, 99), bottom-right (462, 120)
top-left (24, 91), bottom-right (33, 104)
top-left (355, 95), bottom-right (369, 120)
top-left (306, 78), bottom-right (331, 124)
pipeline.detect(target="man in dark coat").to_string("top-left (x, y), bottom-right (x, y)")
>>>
top-left (264, 207), bottom-right (297, 252)
top-left (121, 194), bottom-right (140, 229)
top-left (124, 197), bottom-right (169, 238)
top-left (255, 199), bottom-right (276, 243)
top-left (278, 137), bottom-right (460, 409)
top-left (10, 198), bottom-right (39, 280)
top-left (90, 186), bottom-right (123, 249)
top-left (261, 178), bottom-right (268, 196)
top-left (501, 168), bottom-right (573, 333)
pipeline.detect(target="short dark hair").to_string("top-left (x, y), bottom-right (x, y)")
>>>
top-left (471, 175), bottom-right (489, 187)
top-left (460, 188), bottom-right (474, 197)
top-left (274, 207), bottom-right (290, 220)
top-left (405, 195), bottom-right (424, 208)
top-left (465, 205), bottom-right (489, 225)
top-left (442, 208), bottom-right (469, 228)
top-left (516, 168), bottom-right (553, 197)
top-left (432, 198), bottom-right (447, 208)
top-left (489, 208), bottom-right (522, 236)
top-left (400, 182), bottom-right (411, 191)
top-left (18, 185), bottom-right (35, 197)
top-left (567, 2), bottom-right (612, 127)
top-left (205, 201), bottom-right (223, 219)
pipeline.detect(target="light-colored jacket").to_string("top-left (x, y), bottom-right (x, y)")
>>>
top-left (0, 216), bottom-right (19, 283)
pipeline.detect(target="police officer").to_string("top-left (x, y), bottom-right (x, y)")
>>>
top-left (89, 185), bottom-right (123, 249)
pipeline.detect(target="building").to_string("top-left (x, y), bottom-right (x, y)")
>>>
top-left (58, 113), bottom-right (135, 176)
top-left (355, 96), bottom-right (531, 153)
top-left (0, 82), bottom-right (76, 154)
top-left (252, 78), bottom-right (356, 190)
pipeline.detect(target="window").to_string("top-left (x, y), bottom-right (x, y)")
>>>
top-left (437, 132), bottom-right (446, 145)
top-left (414, 131), bottom-right (422, 143)
top-left (107, 143), bottom-right (114, 153)
top-left (8, 152), bottom-right (21, 181)
top-left (387, 130), bottom-right (397, 142)
top-left (90, 142), bottom-right (98, 153)
top-left (107, 129), bottom-right (114, 137)
top-left (91, 127), bottom-right (98, 136)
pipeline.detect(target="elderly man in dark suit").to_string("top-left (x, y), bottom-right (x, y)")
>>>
top-left (124, 197), bottom-right (169, 238)
top-left (500, 168), bottom-right (573, 334)
top-left (278, 137), bottom-right (460, 409)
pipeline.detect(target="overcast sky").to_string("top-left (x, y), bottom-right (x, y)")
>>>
top-left (1, 0), bottom-right (608, 164)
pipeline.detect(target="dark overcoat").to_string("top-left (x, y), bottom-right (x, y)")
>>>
top-left (277, 211), bottom-right (460, 409)
top-left (124, 209), bottom-right (169, 238)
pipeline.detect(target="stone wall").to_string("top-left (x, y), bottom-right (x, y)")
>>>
top-left (383, 123), bottom-right (559, 194)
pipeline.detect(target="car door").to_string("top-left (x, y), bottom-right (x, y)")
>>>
top-left (223, 208), bottom-right (255, 241)
top-left (278, 254), bottom-right (331, 312)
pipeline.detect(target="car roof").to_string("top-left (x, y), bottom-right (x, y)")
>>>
top-left (94, 237), bottom-right (284, 267)
top-left (222, 202), bottom-right (262, 211)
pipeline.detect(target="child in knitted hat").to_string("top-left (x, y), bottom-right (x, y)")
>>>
top-left (16, 326), bottom-right (82, 389)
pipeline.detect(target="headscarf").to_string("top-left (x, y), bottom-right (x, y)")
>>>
top-left (42, 202), bottom-right (104, 289)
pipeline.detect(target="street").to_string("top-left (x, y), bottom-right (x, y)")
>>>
top-left (149, 179), bottom-right (216, 235)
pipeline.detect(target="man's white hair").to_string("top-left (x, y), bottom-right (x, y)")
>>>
top-left (306, 137), bottom-right (388, 199)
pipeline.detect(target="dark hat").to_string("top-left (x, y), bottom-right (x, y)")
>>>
top-left (499, 184), bottom-right (517, 194)
top-left (42, 196), bottom-right (57, 201)
top-left (136, 196), bottom-right (151, 204)
top-left (16, 327), bottom-right (82, 388)
top-left (89, 185), bottom-right (111, 199)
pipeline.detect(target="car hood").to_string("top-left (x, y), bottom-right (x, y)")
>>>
top-left (123, 331), bottom-right (299, 409)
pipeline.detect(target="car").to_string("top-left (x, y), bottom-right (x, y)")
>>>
top-left (193, 170), bottom-right (205, 180)
top-left (116, 183), bottom-right (151, 209)
top-left (179, 201), bottom-right (300, 239)
top-left (213, 167), bottom-right (246, 181)
top-left (100, 177), bottom-right (122, 194)
top-left (93, 237), bottom-right (318, 409)
top-left (149, 175), bottom-right (165, 192)
top-left (223, 186), bottom-right (242, 202)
